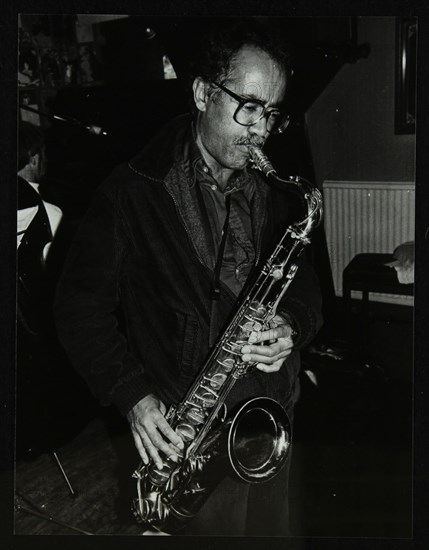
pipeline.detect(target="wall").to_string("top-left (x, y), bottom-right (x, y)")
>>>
top-left (307, 16), bottom-right (416, 185)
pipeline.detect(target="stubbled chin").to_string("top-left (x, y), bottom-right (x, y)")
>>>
top-left (233, 150), bottom-right (250, 168)
top-left (230, 159), bottom-right (248, 171)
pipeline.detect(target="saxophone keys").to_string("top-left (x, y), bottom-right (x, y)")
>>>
top-left (221, 343), bottom-right (241, 355)
top-left (216, 357), bottom-right (235, 372)
top-left (239, 320), bottom-right (263, 334)
top-left (198, 391), bottom-right (217, 407)
top-left (185, 407), bottom-right (206, 424)
top-left (207, 372), bottom-right (227, 389)
top-left (248, 301), bottom-right (267, 321)
top-left (183, 484), bottom-right (207, 496)
top-left (232, 362), bottom-right (249, 379)
top-left (286, 264), bottom-right (299, 278)
top-left (175, 422), bottom-right (197, 442)
top-left (270, 265), bottom-right (284, 280)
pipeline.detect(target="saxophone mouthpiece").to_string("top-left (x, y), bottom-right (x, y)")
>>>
top-left (248, 146), bottom-right (277, 178)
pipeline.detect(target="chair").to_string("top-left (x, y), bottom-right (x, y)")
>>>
top-left (342, 253), bottom-right (414, 350)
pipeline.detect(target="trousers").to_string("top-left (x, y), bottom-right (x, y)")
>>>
top-left (181, 445), bottom-right (292, 536)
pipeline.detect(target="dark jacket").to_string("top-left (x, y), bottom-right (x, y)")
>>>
top-left (54, 114), bottom-right (323, 416)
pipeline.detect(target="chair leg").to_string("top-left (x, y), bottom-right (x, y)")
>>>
top-left (361, 290), bottom-right (370, 358)
top-left (52, 451), bottom-right (77, 497)
top-left (343, 281), bottom-right (353, 348)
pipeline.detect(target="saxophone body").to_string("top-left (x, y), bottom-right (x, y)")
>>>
top-left (132, 146), bottom-right (323, 533)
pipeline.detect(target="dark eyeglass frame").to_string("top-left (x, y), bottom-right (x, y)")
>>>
top-left (211, 81), bottom-right (290, 134)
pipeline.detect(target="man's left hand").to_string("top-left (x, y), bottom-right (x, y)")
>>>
top-left (240, 315), bottom-right (294, 373)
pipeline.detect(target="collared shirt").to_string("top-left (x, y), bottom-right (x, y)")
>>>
top-left (17, 180), bottom-right (63, 260)
top-left (189, 139), bottom-right (256, 296)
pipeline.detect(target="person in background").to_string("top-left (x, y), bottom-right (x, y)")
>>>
top-left (17, 121), bottom-right (95, 459)
top-left (17, 121), bottom-right (62, 266)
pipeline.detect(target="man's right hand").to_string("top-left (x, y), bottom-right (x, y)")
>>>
top-left (126, 394), bottom-right (184, 469)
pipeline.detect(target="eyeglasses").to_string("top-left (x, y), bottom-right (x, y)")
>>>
top-left (211, 81), bottom-right (290, 135)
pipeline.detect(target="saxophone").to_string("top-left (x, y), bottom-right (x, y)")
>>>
top-left (132, 146), bottom-right (323, 533)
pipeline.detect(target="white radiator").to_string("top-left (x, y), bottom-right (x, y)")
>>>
top-left (323, 180), bottom-right (415, 305)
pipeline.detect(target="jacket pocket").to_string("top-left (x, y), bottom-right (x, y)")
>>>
top-left (121, 275), bottom-right (201, 379)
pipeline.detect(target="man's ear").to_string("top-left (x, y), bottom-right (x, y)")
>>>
top-left (192, 77), bottom-right (210, 113)
top-left (29, 153), bottom-right (39, 168)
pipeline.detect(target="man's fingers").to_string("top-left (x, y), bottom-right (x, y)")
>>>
top-left (248, 328), bottom-right (277, 343)
top-left (241, 338), bottom-right (293, 363)
top-left (248, 324), bottom-right (292, 344)
top-left (155, 415), bottom-right (185, 450)
top-left (127, 395), bottom-right (185, 468)
top-left (131, 429), bottom-right (150, 464)
top-left (252, 349), bottom-right (291, 365)
top-left (140, 430), bottom-right (164, 470)
top-left (130, 421), bottom-right (161, 467)
top-left (143, 419), bottom-right (182, 462)
top-left (256, 358), bottom-right (284, 373)
top-left (242, 343), bottom-right (292, 361)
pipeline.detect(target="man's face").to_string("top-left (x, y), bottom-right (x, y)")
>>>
top-left (34, 146), bottom-right (47, 181)
top-left (195, 45), bottom-right (287, 178)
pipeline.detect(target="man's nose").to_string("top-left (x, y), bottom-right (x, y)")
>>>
top-left (249, 116), bottom-right (269, 139)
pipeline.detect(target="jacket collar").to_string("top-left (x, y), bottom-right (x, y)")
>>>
top-left (18, 176), bottom-right (43, 210)
top-left (128, 114), bottom-right (270, 273)
top-left (128, 113), bottom-right (194, 182)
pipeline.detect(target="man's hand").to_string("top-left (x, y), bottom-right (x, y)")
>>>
top-left (126, 394), bottom-right (184, 469)
top-left (240, 314), bottom-right (294, 373)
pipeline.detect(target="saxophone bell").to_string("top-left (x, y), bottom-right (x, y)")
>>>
top-left (249, 145), bottom-right (323, 236)
top-left (228, 397), bottom-right (291, 482)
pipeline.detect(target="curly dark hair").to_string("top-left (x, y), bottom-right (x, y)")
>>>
top-left (188, 19), bottom-right (292, 107)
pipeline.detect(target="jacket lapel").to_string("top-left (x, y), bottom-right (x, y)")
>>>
top-left (163, 160), bottom-right (216, 271)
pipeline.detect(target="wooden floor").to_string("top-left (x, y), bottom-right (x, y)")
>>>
top-left (15, 415), bottom-right (143, 536)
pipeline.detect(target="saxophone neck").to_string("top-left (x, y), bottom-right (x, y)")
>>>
top-left (248, 145), bottom-right (277, 178)
top-left (248, 146), bottom-right (323, 238)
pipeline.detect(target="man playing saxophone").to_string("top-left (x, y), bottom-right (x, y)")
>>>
top-left (54, 20), bottom-right (323, 535)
